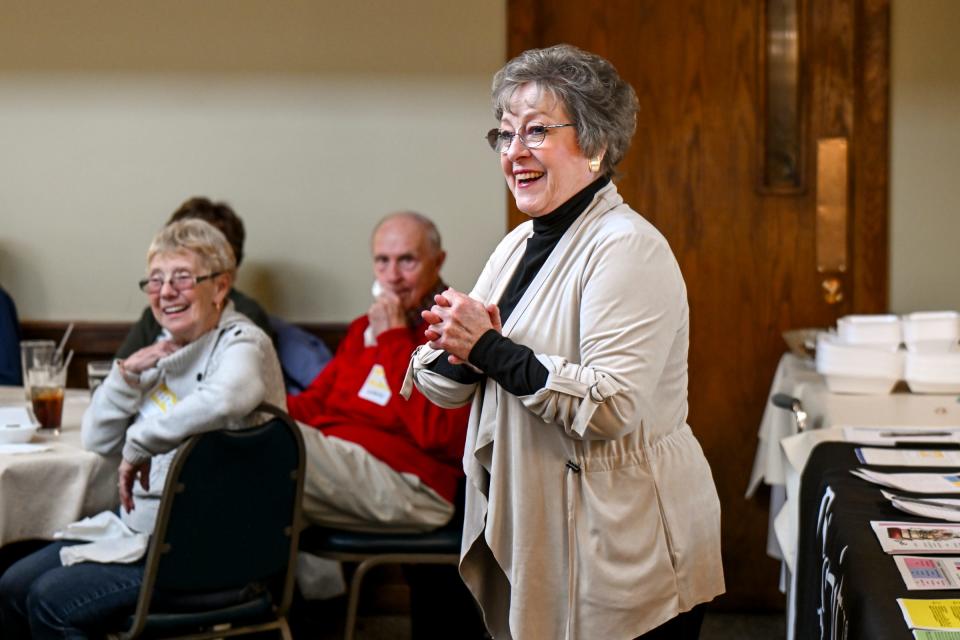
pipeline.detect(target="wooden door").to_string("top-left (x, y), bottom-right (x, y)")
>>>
top-left (507, 0), bottom-right (889, 609)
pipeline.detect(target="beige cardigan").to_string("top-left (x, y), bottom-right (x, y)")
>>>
top-left (403, 182), bottom-right (724, 640)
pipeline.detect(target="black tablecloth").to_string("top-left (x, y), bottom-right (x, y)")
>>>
top-left (795, 441), bottom-right (960, 639)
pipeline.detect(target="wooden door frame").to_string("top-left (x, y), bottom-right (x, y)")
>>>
top-left (849, 0), bottom-right (889, 313)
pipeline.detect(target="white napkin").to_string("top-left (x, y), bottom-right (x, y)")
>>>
top-left (0, 444), bottom-right (51, 455)
top-left (296, 551), bottom-right (347, 600)
top-left (54, 511), bottom-right (150, 566)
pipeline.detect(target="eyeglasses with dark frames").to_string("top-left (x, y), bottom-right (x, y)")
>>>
top-left (485, 122), bottom-right (576, 154)
top-left (138, 271), bottom-right (223, 294)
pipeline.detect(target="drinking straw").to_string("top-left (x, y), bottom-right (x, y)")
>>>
top-left (60, 350), bottom-right (74, 377)
top-left (56, 322), bottom-right (74, 359)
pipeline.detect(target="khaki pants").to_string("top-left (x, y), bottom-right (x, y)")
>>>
top-left (297, 422), bottom-right (454, 533)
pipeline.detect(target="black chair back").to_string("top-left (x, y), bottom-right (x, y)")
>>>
top-left (122, 403), bottom-right (305, 638)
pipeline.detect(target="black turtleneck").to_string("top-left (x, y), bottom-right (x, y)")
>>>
top-left (429, 176), bottom-right (609, 395)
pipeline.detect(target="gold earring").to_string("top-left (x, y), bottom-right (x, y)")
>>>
top-left (589, 156), bottom-right (602, 173)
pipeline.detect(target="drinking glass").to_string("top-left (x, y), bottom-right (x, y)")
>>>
top-left (87, 360), bottom-right (113, 395)
top-left (24, 346), bottom-right (66, 432)
top-left (19, 340), bottom-right (56, 400)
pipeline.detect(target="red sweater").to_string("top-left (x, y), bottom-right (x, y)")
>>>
top-left (286, 316), bottom-right (471, 503)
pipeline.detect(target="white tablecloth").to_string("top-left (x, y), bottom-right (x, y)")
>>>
top-left (0, 386), bottom-right (118, 546)
top-left (747, 354), bottom-right (960, 639)
top-left (748, 352), bottom-right (960, 500)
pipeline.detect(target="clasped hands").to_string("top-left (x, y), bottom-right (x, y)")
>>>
top-left (120, 340), bottom-right (181, 382)
top-left (423, 288), bottom-right (501, 365)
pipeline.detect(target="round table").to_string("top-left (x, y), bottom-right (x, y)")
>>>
top-left (0, 385), bottom-right (118, 545)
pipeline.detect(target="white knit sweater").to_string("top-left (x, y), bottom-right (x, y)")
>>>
top-left (81, 304), bottom-right (286, 534)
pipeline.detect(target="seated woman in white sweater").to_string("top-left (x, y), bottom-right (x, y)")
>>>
top-left (0, 219), bottom-right (285, 639)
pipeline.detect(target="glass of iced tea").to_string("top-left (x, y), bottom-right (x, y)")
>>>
top-left (26, 352), bottom-right (67, 432)
top-left (20, 339), bottom-right (56, 401)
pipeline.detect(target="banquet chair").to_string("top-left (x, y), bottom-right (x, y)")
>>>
top-left (112, 403), bottom-right (305, 640)
top-left (298, 481), bottom-right (466, 640)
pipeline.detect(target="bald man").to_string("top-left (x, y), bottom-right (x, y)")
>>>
top-left (288, 212), bottom-right (471, 532)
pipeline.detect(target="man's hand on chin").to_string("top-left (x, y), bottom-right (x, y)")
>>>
top-left (367, 289), bottom-right (407, 337)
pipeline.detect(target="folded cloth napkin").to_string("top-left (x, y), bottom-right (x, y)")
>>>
top-left (0, 443), bottom-right (51, 455)
top-left (54, 511), bottom-right (149, 566)
top-left (296, 551), bottom-right (347, 600)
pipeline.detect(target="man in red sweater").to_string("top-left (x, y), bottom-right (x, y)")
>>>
top-left (288, 212), bottom-right (471, 532)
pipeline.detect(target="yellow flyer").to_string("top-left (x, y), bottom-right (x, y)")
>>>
top-left (899, 598), bottom-right (960, 631)
top-left (913, 630), bottom-right (960, 639)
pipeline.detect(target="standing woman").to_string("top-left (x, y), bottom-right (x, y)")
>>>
top-left (404, 44), bottom-right (724, 639)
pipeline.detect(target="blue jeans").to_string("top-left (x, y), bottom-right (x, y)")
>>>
top-left (0, 541), bottom-right (143, 639)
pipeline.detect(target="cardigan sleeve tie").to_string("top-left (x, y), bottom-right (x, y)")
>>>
top-left (402, 345), bottom-right (479, 409)
top-left (519, 354), bottom-right (630, 440)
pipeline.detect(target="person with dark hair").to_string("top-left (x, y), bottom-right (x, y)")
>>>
top-left (115, 197), bottom-right (275, 358)
top-left (0, 286), bottom-right (21, 385)
top-left (406, 44), bottom-right (724, 639)
top-left (168, 197), bottom-right (247, 267)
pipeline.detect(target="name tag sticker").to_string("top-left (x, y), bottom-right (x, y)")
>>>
top-left (358, 364), bottom-right (391, 407)
top-left (141, 382), bottom-right (178, 418)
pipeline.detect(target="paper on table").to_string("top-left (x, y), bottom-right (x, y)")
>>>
top-left (853, 469), bottom-right (960, 494)
top-left (895, 556), bottom-right (960, 590)
top-left (884, 491), bottom-right (960, 523)
top-left (845, 426), bottom-right (960, 446)
top-left (914, 631), bottom-right (960, 639)
top-left (0, 443), bottom-right (51, 455)
top-left (872, 521), bottom-right (960, 554)
top-left (898, 598), bottom-right (960, 631)
top-left (781, 427), bottom-right (847, 475)
top-left (857, 448), bottom-right (960, 467)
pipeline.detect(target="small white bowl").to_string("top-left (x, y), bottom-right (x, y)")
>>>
top-left (0, 423), bottom-right (39, 445)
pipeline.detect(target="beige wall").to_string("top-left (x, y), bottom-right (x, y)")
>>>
top-left (0, 1), bottom-right (506, 322)
top-left (3, 1), bottom-right (957, 322)
top-left (889, 0), bottom-right (960, 313)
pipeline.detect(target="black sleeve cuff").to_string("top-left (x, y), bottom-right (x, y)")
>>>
top-left (468, 330), bottom-right (549, 396)
top-left (426, 352), bottom-right (486, 384)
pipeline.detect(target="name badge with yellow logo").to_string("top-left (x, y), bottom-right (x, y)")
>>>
top-left (139, 382), bottom-right (179, 419)
top-left (358, 364), bottom-right (391, 407)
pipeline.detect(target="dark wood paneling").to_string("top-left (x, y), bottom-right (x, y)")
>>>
top-left (20, 321), bottom-right (349, 390)
top-left (505, 0), bottom-right (889, 611)
top-left (850, 0), bottom-right (890, 312)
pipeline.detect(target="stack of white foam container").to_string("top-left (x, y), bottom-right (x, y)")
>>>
top-left (817, 315), bottom-right (904, 394)
top-left (815, 312), bottom-right (960, 394)
top-left (903, 311), bottom-right (960, 393)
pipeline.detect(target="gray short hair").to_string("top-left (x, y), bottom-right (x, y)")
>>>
top-left (147, 219), bottom-right (237, 274)
top-left (372, 211), bottom-right (443, 255)
top-left (492, 44), bottom-right (639, 176)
